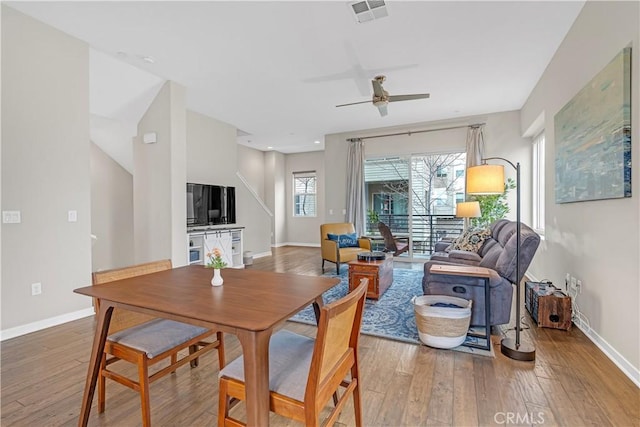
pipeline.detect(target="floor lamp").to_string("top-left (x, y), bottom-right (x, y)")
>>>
top-left (455, 201), bottom-right (481, 231)
top-left (466, 158), bottom-right (535, 361)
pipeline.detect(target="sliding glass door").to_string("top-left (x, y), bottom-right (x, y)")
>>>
top-left (364, 152), bottom-right (466, 259)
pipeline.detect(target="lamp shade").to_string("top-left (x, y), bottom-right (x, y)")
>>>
top-left (466, 164), bottom-right (505, 195)
top-left (456, 201), bottom-right (481, 218)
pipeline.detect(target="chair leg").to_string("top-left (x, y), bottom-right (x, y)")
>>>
top-left (171, 352), bottom-right (178, 373)
top-left (98, 352), bottom-right (107, 413)
top-left (137, 354), bottom-right (151, 427)
top-left (189, 344), bottom-right (199, 368)
top-left (218, 378), bottom-right (230, 427)
top-left (322, 259), bottom-right (325, 272)
top-left (336, 262), bottom-right (340, 275)
top-left (351, 365), bottom-right (363, 427)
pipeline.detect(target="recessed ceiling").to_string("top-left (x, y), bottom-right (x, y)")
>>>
top-left (7, 1), bottom-right (584, 155)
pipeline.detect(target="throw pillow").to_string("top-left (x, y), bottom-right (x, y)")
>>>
top-left (327, 232), bottom-right (359, 248)
top-left (451, 228), bottom-right (491, 253)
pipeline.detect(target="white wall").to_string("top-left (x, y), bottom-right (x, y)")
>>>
top-left (521, 1), bottom-right (639, 378)
top-left (1, 6), bottom-right (92, 330)
top-left (265, 151), bottom-right (286, 246)
top-left (90, 142), bottom-right (134, 272)
top-left (325, 111), bottom-right (531, 229)
top-left (285, 151), bottom-right (326, 245)
top-left (134, 81), bottom-right (187, 266)
top-left (187, 110), bottom-right (237, 186)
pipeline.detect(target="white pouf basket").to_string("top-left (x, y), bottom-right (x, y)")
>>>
top-left (412, 295), bottom-right (473, 349)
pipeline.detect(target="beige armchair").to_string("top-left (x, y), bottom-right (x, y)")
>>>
top-left (320, 223), bottom-right (371, 274)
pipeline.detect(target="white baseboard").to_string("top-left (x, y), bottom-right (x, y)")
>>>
top-left (526, 271), bottom-right (638, 387)
top-left (252, 251), bottom-right (272, 259)
top-left (272, 242), bottom-right (320, 248)
top-left (0, 307), bottom-right (95, 341)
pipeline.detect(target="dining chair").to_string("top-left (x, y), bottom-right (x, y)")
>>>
top-left (92, 259), bottom-right (225, 427)
top-left (378, 221), bottom-right (409, 256)
top-left (218, 278), bottom-right (369, 427)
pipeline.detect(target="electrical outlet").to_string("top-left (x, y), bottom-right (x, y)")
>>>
top-left (31, 282), bottom-right (42, 296)
top-left (570, 276), bottom-right (577, 291)
top-left (576, 279), bottom-right (582, 293)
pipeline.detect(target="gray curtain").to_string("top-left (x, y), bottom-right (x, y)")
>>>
top-left (345, 138), bottom-right (366, 236)
top-left (466, 125), bottom-right (485, 168)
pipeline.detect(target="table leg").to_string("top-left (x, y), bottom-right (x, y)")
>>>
top-left (312, 295), bottom-right (324, 324)
top-left (78, 302), bottom-right (114, 427)
top-left (236, 329), bottom-right (272, 426)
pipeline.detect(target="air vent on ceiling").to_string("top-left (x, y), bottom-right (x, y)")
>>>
top-left (350, 0), bottom-right (388, 23)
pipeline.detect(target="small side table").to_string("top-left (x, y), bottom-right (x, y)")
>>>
top-left (429, 264), bottom-right (492, 351)
top-left (348, 254), bottom-right (393, 299)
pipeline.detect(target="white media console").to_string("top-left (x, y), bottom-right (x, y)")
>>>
top-left (187, 227), bottom-right (244, 268)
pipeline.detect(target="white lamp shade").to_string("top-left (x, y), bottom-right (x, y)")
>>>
top-left (466, 164), bottom-right (505, 195)
top-left (456, 201), bottom-right (481, 218)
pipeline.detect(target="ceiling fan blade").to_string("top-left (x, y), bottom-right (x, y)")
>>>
top-left (388, 93), bottom-right (430, 102)
top-left (377, 104), bottom-right (388, 117)
top-left (336, 100), bottom-right (372, 107)
top-left (372, 79), bottom-right (385, 98)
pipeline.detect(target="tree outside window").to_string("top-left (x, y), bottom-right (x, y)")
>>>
top-left (293, 171), bottom-right (317, 217)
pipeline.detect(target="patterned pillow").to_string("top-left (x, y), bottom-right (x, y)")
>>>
top-left (327, 232), bottom-right (359, 248)
top-left (451, 228), bottom-right (491, 253)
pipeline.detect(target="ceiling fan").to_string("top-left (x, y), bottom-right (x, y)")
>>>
top-left (335, 75), bottom-right (430, 117)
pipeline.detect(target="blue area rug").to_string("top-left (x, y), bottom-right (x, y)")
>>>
top-left (289, 266), bottom-right (493, 356)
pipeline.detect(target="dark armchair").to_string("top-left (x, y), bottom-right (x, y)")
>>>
top-left (423, 220), bottom-right (540, 326)
top-left (378, 222), bottom-right (409, 256)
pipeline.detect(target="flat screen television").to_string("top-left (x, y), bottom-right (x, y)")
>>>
top-left (186, 183), bottom-right (236, 227)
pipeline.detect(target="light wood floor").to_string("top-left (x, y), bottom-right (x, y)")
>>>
top-left (1, 246), bottom-right (638, 426)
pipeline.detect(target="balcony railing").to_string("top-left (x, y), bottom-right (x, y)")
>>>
top-left (368, 214), bottom-right (464, 256)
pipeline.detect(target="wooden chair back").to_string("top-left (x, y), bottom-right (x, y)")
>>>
top-left (92, 259), bottom-right (172, 335)
top-left (378, 221), bottom-right (398, 252)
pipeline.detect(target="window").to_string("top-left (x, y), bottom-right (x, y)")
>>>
top-left (532, 132), bottom-right (545, 233)
top-left (436, 167), bottom-right (448, 178)
top-left (293, 171), bottom-right (317, 217)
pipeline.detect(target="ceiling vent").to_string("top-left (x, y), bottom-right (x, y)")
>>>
top-left (350, 0), bottom-right (388, 23)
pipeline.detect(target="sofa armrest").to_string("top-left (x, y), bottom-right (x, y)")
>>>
top-left (434, 241), bottom-right (452, 252)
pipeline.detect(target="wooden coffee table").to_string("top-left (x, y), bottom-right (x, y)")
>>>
top-left (348, 254), bottom-right (393, 299)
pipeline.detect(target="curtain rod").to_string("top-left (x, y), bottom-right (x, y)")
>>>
top-left (346, 122), bottom-right (485, 142)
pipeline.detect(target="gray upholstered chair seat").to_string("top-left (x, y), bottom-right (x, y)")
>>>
top-left (219, 330), bottom-right (314, 401)
top-left (108, 318), bottom-right (209, 359)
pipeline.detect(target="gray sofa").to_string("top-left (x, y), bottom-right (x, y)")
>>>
top-left (422, 219), bottom-right (540, 326)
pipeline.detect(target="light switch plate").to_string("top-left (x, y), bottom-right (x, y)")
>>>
top-left (68, 210), bottom-right (78, 222)
top-left (2, 211), bottom-right (21, 224)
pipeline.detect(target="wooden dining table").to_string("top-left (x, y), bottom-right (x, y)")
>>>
top-left (74, 265), bottom-right (340, 426)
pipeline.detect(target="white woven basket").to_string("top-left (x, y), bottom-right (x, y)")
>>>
top-left (412, 295), bottom-right (472, 349)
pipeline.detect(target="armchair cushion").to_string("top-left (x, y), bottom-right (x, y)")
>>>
top-left (327, 232), bottom-right (359, 248)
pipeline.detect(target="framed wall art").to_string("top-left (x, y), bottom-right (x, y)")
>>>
top-left (554, 47), bottom-right (631, 203)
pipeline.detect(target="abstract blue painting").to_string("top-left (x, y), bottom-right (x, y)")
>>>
top-left (554, 47), bottom-right (631, 203)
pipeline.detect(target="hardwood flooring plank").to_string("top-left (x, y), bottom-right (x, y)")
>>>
top-left (452, 352), bottom-right (479, 427)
